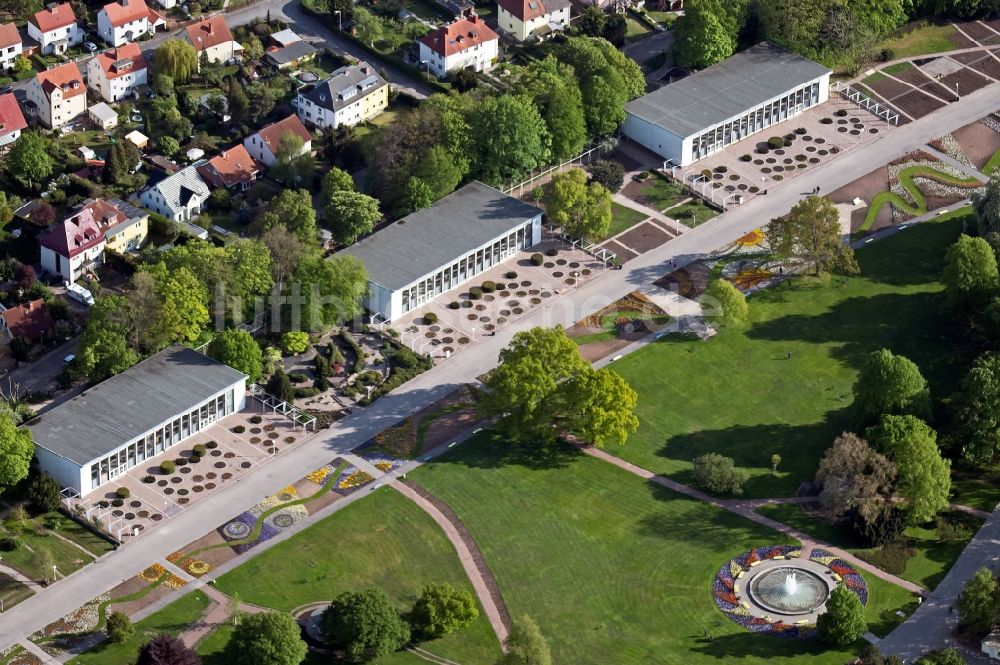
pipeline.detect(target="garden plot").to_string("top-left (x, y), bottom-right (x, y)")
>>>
top-left (954, 20), bottom-right (997, 44)
top-left (890, 90), bottom-right (947, 120)
top-left (830, 166), bottom-right (894, 234)
top-left (948, 49), bottom-right (1000, 79)
top-left (936, 66), bottom-right (992, 95)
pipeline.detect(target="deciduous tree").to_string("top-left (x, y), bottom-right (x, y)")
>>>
top-left (136, 634), bottom-right (202, 665)
top-left (701, 279), bottom-right (748, 327)
top-left (766, 196), bottom-right (858, 275)
top-left (322, 589), bottom-right (410, 662)
top-left (852, 348), bottom-right (931, 424)
top-left (943, 234), bottom-right (999, 313)
top-left (951, 351), bottom-right (1000, 464)
top-left (815, 432), bottom-right (896, 521)
top-left (0, 411), bottom-right (33, 489)
top-left (587, 160), bottom-right (625, 192)
top-left (692, 452), bottom-right (746, 494)
top-left (402, 176), bottom-right (434, 214)
top-left (916, 649), bottom-right (966, 665)
top-left (673, 1), bottom-right (737, 68)
top-left (468, 94), bottom-right (551, 185)
top-left (154, 40), bottom-right (198, 84)
top-left (223, 611), bottom-right (306, 665)
top-left (323, 191), bottom-right (381, 245)
top-left (6, 132), bottom-right (53, 189)
top-left (211, 329), bottom-right (263, 383)
top-left (290, 255), bottom-right (368, 332)
top-left (77, 326), bottom-right (139, 382)
top-left (410, 583), bottom-right (479, 639)
top-left (321, 167), bottom-right (355, 197)
top-left (256, 189), bottom-right (318, 245)
top-left (545, 168), bottom-right (611, 240)
top-left (497, 616), bottom-right (551, 665)
top-left (956, 567), bottom-right (1000, 637)
top-left (107, 611), bottom-right (134, 643)
top-left (270, 133), bottom-right (315, 186)
top-left (816, 584), bottom-right (866, 644)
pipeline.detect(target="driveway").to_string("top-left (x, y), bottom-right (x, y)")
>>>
top-left (623, 29), bottom-right (674, 66)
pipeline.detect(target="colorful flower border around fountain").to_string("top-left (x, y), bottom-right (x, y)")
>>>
top-left (712, 545), bottom-right (868, 638)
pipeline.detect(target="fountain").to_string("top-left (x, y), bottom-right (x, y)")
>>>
top-left (747, 566), bottom-right (830, 616)
top-left (784, 571), bottom-right (798, 595)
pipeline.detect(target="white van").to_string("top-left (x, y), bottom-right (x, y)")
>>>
top-left (65, 282), bottom-right (95, 307)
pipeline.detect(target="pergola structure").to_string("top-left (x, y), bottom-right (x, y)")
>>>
top-left (249, 383), bottom-right (317, 431)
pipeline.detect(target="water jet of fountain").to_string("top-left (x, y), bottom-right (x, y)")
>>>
top-left (784, 572), bottom-right (798, 596)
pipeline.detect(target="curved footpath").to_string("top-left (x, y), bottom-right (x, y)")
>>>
top-left (2, 75), bottom-right (1000, 653)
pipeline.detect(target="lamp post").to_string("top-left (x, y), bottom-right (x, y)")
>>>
top-left (334, 9), bottom-right (342, 31)
top-left (471, 326), bottom-right (476, 342)
top-left (954, 82), bottom-right (959, 102)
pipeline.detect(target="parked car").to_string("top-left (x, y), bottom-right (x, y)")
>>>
top-left (84, 41), bottom-right (98, 53)
top-left (0, 84), bottom-right (12, 94)
top-left (65, 282), bottom-right (95, 307)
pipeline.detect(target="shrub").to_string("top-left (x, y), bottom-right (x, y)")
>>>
top-left (835, 109), bottom-right (848, 117)
top-left (142, 475), bottom-right (155, 484)
top-left (112, 498), bottom-right (124, 507)
top-left (767, 136), bottom-right (784, 150)
top-left (531, 253), bottom-right (544, 266)
top-left (494, 282), bottom-right (506, 291)
top-left (469, 287), bottom-right (483, 300)
top-left (206, 440), bottom-right (218, 449)
top-left (250, 415), bottom-right (262, 424)
top-left (424, 312), bottom-right (438, 324)
top-left (481, 281), bottom-right (496, 293)
top-left (97, 500), bottom-right (110, 509)
top-left (288, 372), bottom-right (310, 384)
top-left (160, 460), bottom-right (176, 474)
top-left (820, 117), bottom-right (833, 124)
top-left (700, 168), bottom-right (713, 179)
top-left (315, 376), bottom-right (329, 391)
top-left (232, 425), bottom-right (245, 433)
top-left (28, 472), bottom-right (62, 513)
top-left (713, 165), bottom-right (728, 174)
top-left (692, 453), bottom-right (746, 495)
top-left (879, 48), bottom-right (895, 62)
top-left (175, 457), bottom-right (188, 466)
top-left (0, 536), bottom-right (20, 551)
top-left (783, 137), bottom-right (793, 147)
top-left (937, 514), bottom-right (974, 542)
top-left (294, 386), bottom-right (320, 399)
top-left (193, 444), bottom-right (207, 457)
top-left (739, 154), bottom-right (752, 162)
top-left (106, 611), bottom-right (134, 643)
top-left (856, 539), bottom-right (915, 574)
top-left (116, 487), bottom-right (131, 499)
top-left (449, 301), bottom-right (460, 309)
top-left (190, 455), bottom-right (201, 464)
top-left (795, 127), bottom-right (807, 135)
top-left (505, 271), bottom-right (518, 279)
top-left (757, 146), bottom-right (769, 154)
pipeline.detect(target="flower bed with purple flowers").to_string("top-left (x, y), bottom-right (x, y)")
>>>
top-left (333, 465), bottom-right (375, 495)
top-left (809, 549), bottom-right (869, 607)
top-left (360, 452), bottom-right (405, 474)
top-left (219, 487), bottom-right (309, 554)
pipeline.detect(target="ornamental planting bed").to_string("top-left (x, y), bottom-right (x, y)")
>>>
top-left (220, 485), bottom-right (310, 554)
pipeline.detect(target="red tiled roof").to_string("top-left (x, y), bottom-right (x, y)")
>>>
top-left (420, 13), bottom-right (497, 57)
top-left (185, 15), bottom-right (233, 51)
top-left (39, 208), bottom-right (105, 258)
top-left (81, 198), bottom-right (128, 229)
top-left (94, 42), bottom-right (146, 79)
top-left (0, 93), bottom-right (27, 138)
top-left (1, 299), bottom-right (54, 341)
top-left (197, 144), bottom-right (260, 188)
top-left (30, 3), bottom-right (77, 32)
top-left (101, 0), bottom-right (151, 28)
top-left (255, 114), bottom-right (310, 153)
top-left (37, 62), bottom-right (85, 100)
top-left (0, 22), bottom-right (20, 49)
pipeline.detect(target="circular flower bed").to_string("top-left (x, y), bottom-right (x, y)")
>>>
top-left (712, 545), bottom-right (868, 638)
top-left (272, 513), bottom-right (295, 528)
top-left (223, 520), bottom-right (251, 540)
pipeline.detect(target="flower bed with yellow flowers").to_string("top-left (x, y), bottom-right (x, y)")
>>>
top-left (334, 466), bottom-right (375, 494)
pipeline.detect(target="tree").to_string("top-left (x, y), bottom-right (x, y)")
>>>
top-left (323, 191), bottom-right (381, 245)
top-left (951, 351), bottom-right (1000, 464)
top-left (419, 145), bottom-right (466, 201)
top-left (271, 133), bottom-right (315, 186)
top-left (155, 40), bottom-right (198, 84)
top-left (816, 584), bottom-right (867, 644)
top-left (12, 55), bottom-right (31, 75)
top-left (673, 1), bottom-right (737, 69)
top-left (692, 453), bottom-right (746, 494)
top-left (563, 368), bottom-right (639, 448)
top-left (975, 174), bottom-right (1000, 238)
top-left (556, 37), bottom-right (644, 137)
top-left (31, 546), bottom-right (55, 583)
top-left (956, 567), bottom-right (1000, 637)
top-left (262, 226), bottom-right (311, 294)
top-left (290, 255), bottom-right (368, 331)
top-left (766, 196), bottom-right (858, 275)
top-left (266, 368), bottom-right (295, 403)
top-left (576, 5), bottom-right (606, 36)
top-left (497, 616), bottom-right (551, 665)
top-left (0, 191), bottom-right (15, 226)
top-left (545, 169), bottom-right (611, 240)
top-left (281, 331), bottom-right (309, 355)
top-left (141, 264), bottom-right (210, 344)
top-left (104, 142), bottom-right (140, 185)
top-left (402, 176), bottom-right (435, 214)
top-left (852, 348), bottom-right (931, 425)
top-left (77, 326), bottom-right (139, 381)
top-left (242, 34), bottom-right (264, 61)
top-left (602, 13), bottom-right (627, 46)
top-left (815, 432), bottom-right (896, 521)
top-left (322, 589), bottom-right (410, 662)
top-left (866, 415), bottom-right (950, 524)
top-left (943, 234), bottom-right (998, 313)
top-left (211, 329), bottom-right (263, 383)
top-left (700, 279), bottom-right (748, 327)
top-left (410, 584), bottom-right (479, 639)
top-left (770, 453), bottom-right (782, 475)
top-left (468, 94), bottom-right (551, 185)
top-left (0, 411), bottom-right (33, 489)
top-left (6, 132), bottom-right (53, 189)
top-left (107, 611), bottom-right (135, 643)
top-left (223, 611), bottom-right (306, 665)
top-left (159, 135), bottom-right (180, 157)
top-left (588, 160), bottom-right (625, 193)
top-left (915, 649), bottom-right (966, 665)
top-left (27, 472), bottom-right (61, 513)
top-left (257, 190), bottom-right (318, 245)
top-left (136, 634), bottom-right (202, 665)
top-left (321, 167), bottom-right (355, 197)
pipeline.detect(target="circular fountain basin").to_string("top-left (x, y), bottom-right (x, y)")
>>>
top-left (748, 566), bottom-right (829, 615)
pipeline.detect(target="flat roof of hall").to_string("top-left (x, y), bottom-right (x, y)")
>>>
top-left (25, 345), bottom-right (247, 466)
top-left (625, 42), bottom-right (832, 140)
top-left (339, 181), bottom-right (542, 292)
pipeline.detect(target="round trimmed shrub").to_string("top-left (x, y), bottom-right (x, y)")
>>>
top-left (740, 154), bottom-right (752, 162)
top-left (481, 281), bottom-right (496, 293)
top-left (193, 444), bottom-right (207, 457)
top-left (424, 312), bottom-right (439, 324)
top-left (112, 498), bottom-right (124, 507)
top-left (142, 475), bottom-right (155, 484)
top-left (700, 168), bottom-right (713, 179)
top-left (820, 117), bottom-right (833, 124)
top-left (175, 457), bottom-right (188, 467)
top-left (206, 440), bottom-right (218, 449)
top-left (531, 253), bottom-right (544, 266)
top-left (493, 282), bottom-right (506, 291)
top-left (232, 425), bottom-right (245, 434)
top-left (98, 500), bottom-right (109, 509)
top-left (160, 460), bottom-right (176, 474)
top-left (714, 165), bottom-right (728, 173)
top-left (795, 127), bottom-right (807, 135)
top-left (469, 287), bottom-right (483, 300)
top-left (756, 146), bottom-right (769, 154)
top-left (835, 109), bottom-right (848, 117)
top-left (505, 271), bottom-right (517, 279)
top-left (449, 301), bottom-right (461, 310)
top-left (767, 137), bottom-right (784, 150)
top-left (249, 415), bottom-right (262, 424)
top-left (545, 248), bottom-right (558, 257)
top-left (116, 487), bottom-right (130, 499)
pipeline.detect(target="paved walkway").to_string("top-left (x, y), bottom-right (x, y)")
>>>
top-left (611, 192), bottom-right (687, 235)
top-left (178, 585), bottom-right (267, 649)
top-left (391, 482), bottom-right (510, 647)
top-left (579, 445), bottom-right (927, 595)
top-left (3, 75), bottom-right (999, 652)
top-left (921, 144), bottom-right (990, 181)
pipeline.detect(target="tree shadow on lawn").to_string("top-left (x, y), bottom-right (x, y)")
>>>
top-left (688, 631), bottom-right (846, 662)
top-left (426, 430), bottom-right (583, 471)
top-left (656, 413), bottom-right (852, 498)
top-left (852, 213), bottom-right (964, 288)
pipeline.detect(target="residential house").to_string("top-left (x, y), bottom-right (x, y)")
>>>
top-left (983, 626), bottom-right (1000, 660)
top-left (39, 207), bottom-right (106, 282)
top-left (197, 144), bottom-right (260, 191)
top-left (139, 164), bottom-right (210, 222)
top-left (418, 11), bottom-right (498, 79)
top-left (87, 42), bottom-right (148, 102)
top-left (496, 0), bottom-right (570, 41)
top-left (25, 62), bottom-right (87, 129)
top-left (184, 16), bottom-right (241, 66)
top-left (27, 3), bottom-right (81, 55)
top-left (265, 40), bottom-right (318, 70)
top-left (81, 197), bottom-right (148, 253)
top-left (97, 0), bottom-right (164, 47)
top-left (0, 92), bottom-right (27, 151)
top-left (0, 22), bottom-right (22, 70)
top-left (242, 114), bottom-right (311, 167)
top-left (295, 63), bottom-right (388, 129)
top-left (152, 0), bottom-right (177, 8)
top-left (0, 299), bottom-right (55, 343)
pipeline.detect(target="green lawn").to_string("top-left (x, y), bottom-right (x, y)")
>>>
top-left (214, 489), bottom-right (501, 664)
top-left (43, 514), bottom-right (116, 558)
top-left (632, 177), bottom-right (685, 212)
top-left (411, 433), bottom-right (913, 664)
top-left (882, 61), bottom-right (913, 75)
top-left (606, 202), bottom-right (650, 238)
top-left (608, 214), bottom-right (967, 498)
top-left (0, 527), bottom-right (96, 581)
top-left (951, 463), bottom-right (1000, 512)
top-left (859, 174), bottom-right (979, 234)
top-left (668, 200), bottom-right (718, 227)
top-left (0, 573), bottom-right (33, 611)
top-left (983, 147), bottom-right (1000, 176)
top-left (882, 24), bottom-right (960, 58)
top-left (572, 312), bottom-right (671, 346)
top-left (647, 10), bottom-right (678, 26)
top-left (624, 15), bottom-right (651, 39)
top-left (757, 505), bottom-right (979, 590)
top-left (68, 590), bottom-right (212, 665)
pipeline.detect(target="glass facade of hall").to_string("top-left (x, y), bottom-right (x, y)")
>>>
top-left (87, 388), bottom-right (236, 490)
top-left (690, 81), bottom-right (822, 161)
top-left (399, 221), bottom-right (535, 315)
